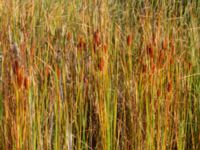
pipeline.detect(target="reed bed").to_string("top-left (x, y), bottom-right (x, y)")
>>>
top-left (0, 0), bottom-right (199, 149)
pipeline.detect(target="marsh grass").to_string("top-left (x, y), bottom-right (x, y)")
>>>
top-left (0, 0), bottom-right (200, 149)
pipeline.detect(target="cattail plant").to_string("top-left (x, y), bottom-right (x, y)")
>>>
top-left (93, 29), bottom-right (101, 52)
top-left (188, 62), bottom-right (192, 71)
top-left (147, 44), bottom-right (154, 59)
top-left (170, 37), bottom-right (175, 54)
top-left (10, 43), bottom-right (24, 89)
top-left (142, 64), bottom-right (147, 74)
top-left (167, 80), bottom-right (173, 93)
top-left (93, 29), bottom-right (100, 46)
top-left (162, 37), bottom-right (168, 50)
top-left (151, 63), bottom-right (156, 74)
top-left (12, 60), bottom-right (20, 75)
top-left (77, 36), bottom-right (86, 52)
top-left (66, 32), bottom-right (72, 41)
top-left (157, 49), bottom-right (165, 68)
top-left (16, 67), bottom-right (24, 88)
top-left (157, 89), bottom-right (161, 97)
top-left (23, 75), bottom-right (29, 90)
top-left (127, 34), bottom-right (132, 46)
top-left (98, 57), bottom-right (105, 72)
top-left (103, 44), bottom-right (108, 53)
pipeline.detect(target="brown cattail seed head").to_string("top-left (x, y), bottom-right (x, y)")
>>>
top-left (66, 32), bottom-right (72, 41)
top-left (103, 44), bottom-right (108, 53)
top-left (17, 68), bottom-right (24, 88)
top-left (98, 58), bottom-right (105, 71)
top-left (127, 34), bottom-right (132, 46)
top-left (13, 60), bottom-right (19, 75)
top-left (83, 42), bottom-right (87, 50)
top-left (158, 50), bottom-right (165, 65)
top-left (170, 38), bottom-right (175, 53)
top-left (188, 62), bottom-right (192, 71)
top-left (45, 66), bottom-right (51, 77)
top-left (147, 44), bottom-right (154, 58)
top-left (169, 56), bottom-right (174, 65)
top-left (30, 41), bottom-right (35, 60)
top-left (162, 37), bottom-right (168, 50)
top-left (151, 63), bottom-right (156, 74)
top-left (24, 76), bottom-right (29, 90)
top-left (93, 29), bottom-right (100, 46)
top-left (142, 64), bottom-right (147, 73)
top-left (20, 41), bottom-right (26, 53)
top-left (157, 89), bottom-right (161, 97)
top-left (56, 67), bottom-right (61, 80)
top-left (167, 81), bottom-right (172, 92)
top-left (77, 37), bottom-right (86, 52)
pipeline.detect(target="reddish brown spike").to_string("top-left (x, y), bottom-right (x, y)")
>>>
top-left (66, 32), bottom-right (72, 41)
top-left (13, 60), bottom-right (19, 75)
top-left (17, 68), bottom-right (24, 88)
top-left (83, 42), bottom-right (87, 51)
top-left (151, 63), bottom-right (156, 74)
top-left (162, 37), bottom-right (168, 50)
top-left (188, 62), bottom-right (192, 71)
top-left (93, 29), bottom-right (100, 47)
top-left (127, 34), bottom-right (132, 46)
top-left (147, 44), bottom-right (154, 58)
top-left (20, 41), bottom-right (26, 54)
top-left (167, 81), bottom-right (172, 92)
top-left (170, 37), bottom-right (175, 53)
top-left (142, 64), bottom-right (147, 74)
top-left (24, 76), bottom-right (29, 90)
top-left (98, 58), bottom-right (105, 71)
top-left (158, 50), bottom-right (165, 65)
top-left (77, 36), bottom-right (86, 52)
top-left (56, 66), bottom-right (61, 80)
top-left (169, 56), bottom-right (174, 65)
top-left (45, 66), bottom-right (50, 77)
top-left (103, 44), bottom-right (108, 53)
top-left (30, 41), bottom-right (35, 61)
top-left (157, 89), bottom-right (161, 97)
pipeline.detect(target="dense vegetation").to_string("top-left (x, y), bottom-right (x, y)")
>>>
top-left (0, 0), bottom-right (199, 149)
